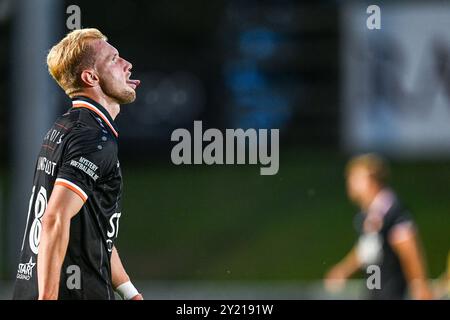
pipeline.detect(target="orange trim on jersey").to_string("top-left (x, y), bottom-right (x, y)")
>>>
top-left (55, 180), bottom-right (88, 202)
top-left (72, 102), bottom-right (119, 138)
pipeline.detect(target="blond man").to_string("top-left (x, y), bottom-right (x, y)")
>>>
top-left (324, 154), bottom-right (433, 299)
top-left (13, 28), bottom-right (142, 300)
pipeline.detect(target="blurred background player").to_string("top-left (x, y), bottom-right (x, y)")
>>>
top-left (324, 154), bottom-right (433, 300)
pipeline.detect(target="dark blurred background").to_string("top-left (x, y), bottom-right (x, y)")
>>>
top-left (0, 0), bottom-right (448, 299)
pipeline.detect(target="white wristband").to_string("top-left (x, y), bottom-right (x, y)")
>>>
top-left (116, 281), bottom-right (139, 300)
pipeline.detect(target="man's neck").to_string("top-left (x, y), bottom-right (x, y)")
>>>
top-left (73, 91), bottom-right (120, 120)
top-left (361, 187), bottom-right (383, 212)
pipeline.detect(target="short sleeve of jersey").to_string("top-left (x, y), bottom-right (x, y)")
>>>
top-left (382, 204), bottom-right (416, 243)
top-left (384, 205), bottom-right (414, 232)
top-left (56, 126), bottom-right (116, 202)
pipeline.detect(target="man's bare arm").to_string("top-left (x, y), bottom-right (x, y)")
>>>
top-left (111, 246), bottom-right (143, 300)
top-left (37, 185), bottom-right (84, 300)
top-left (111, 246), bottom-right (130, 288)
top-left (324, 246), bottom-right (362, 292)
top-left (390, 226), bottom-right (433, 299)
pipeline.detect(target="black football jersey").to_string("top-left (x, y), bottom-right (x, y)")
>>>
top-left (13, 96), bottom-right (123, 300)
top-left (354, 190), bottom-right (414, 300)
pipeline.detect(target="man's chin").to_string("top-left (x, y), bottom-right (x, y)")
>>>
top-left (115, 90), bottom-right (136, 105)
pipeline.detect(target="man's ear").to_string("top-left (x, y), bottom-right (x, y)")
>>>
top-left (80, 69), bottom-right (99, 87)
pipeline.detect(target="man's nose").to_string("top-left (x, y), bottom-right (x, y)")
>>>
top-left (124, 60), bottom-right (132, 71)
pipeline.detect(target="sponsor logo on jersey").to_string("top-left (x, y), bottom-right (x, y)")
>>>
top-left (44, 129), bottom-right (65, 144)
top-left (106, 212), bottom-right (121, 252)
top-left (16, 257), bottom-right (36, 281)
top-left (69, 156), bottom-right (99, 181)
top-left (36, 157), bottom-right (57, 177)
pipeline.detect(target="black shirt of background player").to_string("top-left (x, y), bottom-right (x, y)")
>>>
top-left (353, 189), bottom-right (415, 300)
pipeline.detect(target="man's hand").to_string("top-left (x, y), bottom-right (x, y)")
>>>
top-left (130, 293), bottom-right (144, 300)
top-left (324, 247), bottom-right (361, 294)
top-left (324, 265), bottom-right (349, 293)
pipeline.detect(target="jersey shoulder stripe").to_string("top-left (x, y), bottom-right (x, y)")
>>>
top-left (54, 178), bottom-right (88, 202)
top-left (72, 100), bottom-right (119, 138)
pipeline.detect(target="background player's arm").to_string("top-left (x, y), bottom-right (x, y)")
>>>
top-left (111, 246), bottom-right (143, 300)
top-left (37, 185), bottom-right (84, 300)
top-left (324, 246), bottom-right (361, 292)
top-left (389, 226), bottom-right (433, 299)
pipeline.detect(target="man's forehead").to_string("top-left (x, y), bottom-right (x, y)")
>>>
top-left (91, 39), bottom-right (118, 56)
top-left (349, 166), bottom-right (370, 176)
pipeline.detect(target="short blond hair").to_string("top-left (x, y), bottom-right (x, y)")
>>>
top-left (47, 28), bottom-right (107, 96)
top-left (346, 153), bottom-right (390, 185)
